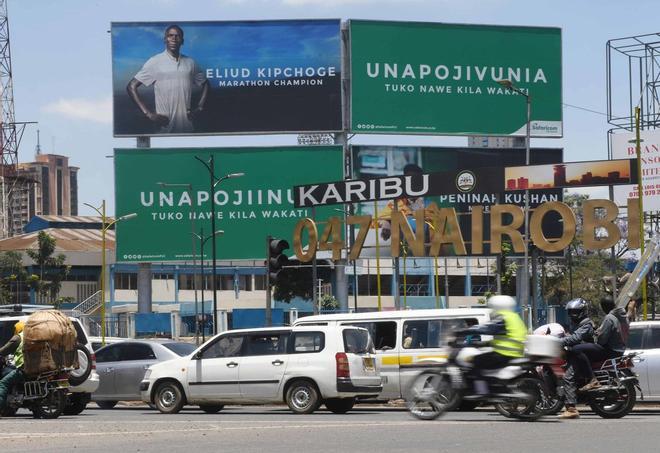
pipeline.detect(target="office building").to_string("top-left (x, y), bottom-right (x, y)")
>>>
top-left (8, 154), bottom-right (79, 236)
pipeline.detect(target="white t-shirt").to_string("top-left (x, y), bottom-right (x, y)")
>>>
top-left (134, 50), bottom-right (207, 134)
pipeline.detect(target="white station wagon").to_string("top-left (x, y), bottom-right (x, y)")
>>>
top-left (140, 326), bottom-right (382, 414)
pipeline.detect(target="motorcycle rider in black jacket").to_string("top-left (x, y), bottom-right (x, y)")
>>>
top-left (558, 298), bottom-right (595, 420)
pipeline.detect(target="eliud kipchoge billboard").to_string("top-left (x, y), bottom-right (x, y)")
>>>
top-left (111, 20), bottom-right (342, 136)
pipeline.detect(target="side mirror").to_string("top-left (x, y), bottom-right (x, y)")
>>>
top-left (193, 352), bottom-right (202, 360)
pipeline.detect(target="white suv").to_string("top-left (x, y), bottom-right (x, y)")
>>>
top-left (0, 307), bottom-right (100, 416)
top-left (140, 326), bottom-right (382, 415)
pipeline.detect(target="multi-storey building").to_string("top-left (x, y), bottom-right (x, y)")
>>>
top-left (8, 154), bottom-right (78, 236)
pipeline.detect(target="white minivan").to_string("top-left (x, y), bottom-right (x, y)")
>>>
top-left (294, 308), bottom-right (492, 401)
top-left (140, 325), bottom-right (382, 414)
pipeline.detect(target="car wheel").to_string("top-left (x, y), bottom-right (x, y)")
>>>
top-left (96, 400), bottom-right (118, 409)
top-left (199, 405), bottom-right (224, 414)
top-left (324, 398), bottom-right (355, 414)
top-left (68, 344), bottom-right (93, 387)
top-left (155, 381), bottom-right (185, 414)
top-left (285, 380), bottom-right (321, 415)
top-left (63, 393), bottom-right (89, 415)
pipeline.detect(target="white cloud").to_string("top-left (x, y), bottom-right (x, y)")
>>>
top-left (42, 97), bottom-right (112, 124)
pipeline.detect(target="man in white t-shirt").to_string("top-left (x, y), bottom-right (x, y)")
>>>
top-left (127, 24), bottom-right (209, 134)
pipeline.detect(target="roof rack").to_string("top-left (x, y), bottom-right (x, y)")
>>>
top-left (0, 304), bottom-right (56, 317)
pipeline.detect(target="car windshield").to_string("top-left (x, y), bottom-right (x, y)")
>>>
top-left (162, 342), bottom-right (197, 356)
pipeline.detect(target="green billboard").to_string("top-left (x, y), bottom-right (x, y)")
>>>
top-left (350, 20), bottom-right (562, 137)
top-left (115, 146), bottom-right (343, 262)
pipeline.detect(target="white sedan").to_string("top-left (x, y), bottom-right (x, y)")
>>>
top-left (627, 321), bottom-right (660, 400)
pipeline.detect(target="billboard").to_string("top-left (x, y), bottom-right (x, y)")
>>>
top-left (350, 146), bottom-right (563, 256)
top-left (111, 20), bottom-right (342, 137)
top-left (114, 146), bottom-right (343, 262)
top-left (504, 159), bottom-right (637, 191)
top-left (350, 20), bottom-right (562, 137)
top-left (612, 130), bottom-right (660, 211)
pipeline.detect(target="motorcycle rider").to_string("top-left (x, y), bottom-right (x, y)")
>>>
top-left (466, 295), bottom-right (527, 393)
top-left (572, 295), bottom-right (628, 393)
top-left (558, 298), bottom-right (595, 420)
top-left (0, 321), bottom-right (25, 412)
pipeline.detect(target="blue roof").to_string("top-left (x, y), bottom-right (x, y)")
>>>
top-left (24, 215), bottom-right (112, 233)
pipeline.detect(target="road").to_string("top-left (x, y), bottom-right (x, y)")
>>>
top-left (2, 404), bottom-right (659, 452)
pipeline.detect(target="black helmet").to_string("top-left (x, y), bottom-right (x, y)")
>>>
top-left (600, 295), bottom-right (616, 314)
top-left (565, 298), bottom-right (589, 323)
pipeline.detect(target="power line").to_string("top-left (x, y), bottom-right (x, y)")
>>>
top-left (562, 102), bottom-right (608, 117)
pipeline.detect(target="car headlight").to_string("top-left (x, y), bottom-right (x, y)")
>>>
top-left (143, 369), bottom-right (152, 380)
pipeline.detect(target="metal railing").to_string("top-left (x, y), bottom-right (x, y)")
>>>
top-left (398, 282), bottom-right (430, 297)
top-left (69, 290), bottom-right (102, 317)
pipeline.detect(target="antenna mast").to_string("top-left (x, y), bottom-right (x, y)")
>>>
top-left (0, 0), bottom-right (32, 238)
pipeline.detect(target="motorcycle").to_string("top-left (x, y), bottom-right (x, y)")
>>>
top-left (1, 356), bottom-right (71, 419)
top-left (406, 333), bottom-right (560, 421)
top-left (504, 324), bottom-right (642, 419)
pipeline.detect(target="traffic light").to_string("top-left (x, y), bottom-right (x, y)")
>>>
top-left (267, 237), bottom-right (290, 286)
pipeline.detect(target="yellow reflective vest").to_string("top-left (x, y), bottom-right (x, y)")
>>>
top-left (492, 310), bottom-right (527, 358)
top-left (11, 332), bottom-right (24, 369)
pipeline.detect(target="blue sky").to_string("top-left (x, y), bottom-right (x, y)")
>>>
top-left (8, 0), bottom-right (657, 214)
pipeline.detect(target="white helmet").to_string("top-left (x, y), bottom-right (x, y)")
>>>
top-left (487, 295), bottom-right (517, 311)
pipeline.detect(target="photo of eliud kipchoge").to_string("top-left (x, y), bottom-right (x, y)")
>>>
top-left (122, 24), bottom-right (209, 136)
top-left (113, 20), bottom-right (342, 136)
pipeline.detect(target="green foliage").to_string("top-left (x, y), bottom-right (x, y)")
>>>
top-left (55, 296), bottom-right (76, 309)
top-left (25, 231), bottom-right (70, 304)
top-left (540, 192), bottom-right (627, 321)
top-left (320, 294), bottom-right (340, 311)
top-left (543, 251), bottom-right (623, 322)
top-left (0, 251), bottom-right (29, 304)
top-left (486, 241), bottom-right (517, 300)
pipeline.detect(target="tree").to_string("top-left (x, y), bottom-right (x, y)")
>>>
top-left (0, 251), bottom-right (30, 304)
top-left (320, 294), bottom-right (339, 311)
top-left (540, 193), bottom-right (627, 321)
top-left (25, 231), bottom-right (71, 304)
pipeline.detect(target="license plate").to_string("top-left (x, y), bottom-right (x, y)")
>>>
top-left (363, 357), bottom-right (375, 370)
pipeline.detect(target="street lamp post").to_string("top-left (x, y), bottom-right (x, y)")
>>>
top-left (195, 154), bottom-right (243, 335)
top-left (157, 182), bottom-right (198, 344)
top-left (84, 201), bottom-right (136, 346)
top-left (498, 79), bottom-right (532, 325)
top-left (192, 227), bottom-right (224, 342)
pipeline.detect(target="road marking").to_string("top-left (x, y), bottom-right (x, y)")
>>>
top-left (0, 417), bottom-right (656, 440)
top-left (0, 421), bottom-right (449, 439)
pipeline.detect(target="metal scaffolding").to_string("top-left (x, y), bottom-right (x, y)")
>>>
top-left (607, 32), bottom-right (660, 131)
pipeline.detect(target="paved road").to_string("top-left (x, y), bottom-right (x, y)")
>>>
top-left (2, 404), bottom-right (659, 452)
